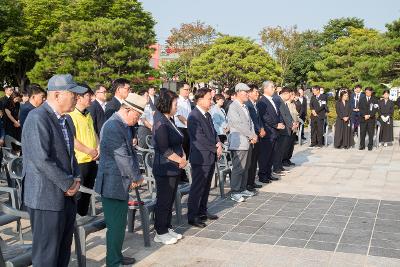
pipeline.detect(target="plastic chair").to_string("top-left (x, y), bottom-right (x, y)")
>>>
top-left (215, 152), bottom-right (232, 198)
top-left (145, 135), bottom-right (154, 149)
top-left (174, 164), bottom-right (192, 224)
top-left (74, 186), bottom-right (106, 267)
top-left (127, 152), bottom-right (157, 247)
top-left (0, 187), bottom-right (31, 267)
top-left (7, 157), bottom-right (23, 205)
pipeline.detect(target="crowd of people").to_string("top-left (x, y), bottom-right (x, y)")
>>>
top-left (0, 73), bottom-right (397, 266)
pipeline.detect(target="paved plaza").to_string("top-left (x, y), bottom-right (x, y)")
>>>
top-left (2, 134), bottom-right (400, 267)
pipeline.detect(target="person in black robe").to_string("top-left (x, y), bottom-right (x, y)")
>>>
top-left (334, 90), bottom-right (354, 149)
top-left (3, 91), bottom-right (22, 141)
top-left (378, 90), bottom-right (394, 146)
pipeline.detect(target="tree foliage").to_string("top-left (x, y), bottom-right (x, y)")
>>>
top-left (308, 28), bottom-right (400, 94)
top-left (0, 0), bottom-right (156, 89)
top-left (322, 17), bottom-right (364, 44)
top-left (259, 25), bottom-right (300, 86)
top-left (189, 36), bottom-right (281, 89)
top-left (162, 21), bottom-right (218, 82)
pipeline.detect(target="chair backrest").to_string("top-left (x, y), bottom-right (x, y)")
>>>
top-left (145, 135), bottom-right (154, 149)
top-left (4, 135), bottom-right (21, 149)
top-left (1, 147), bottom-right (18, 164)
top-left (144, 152), bottom-right (154, 178)
top-left (8, 157), bottom-right (23, 179)
top-left (0, 187), bottom-right (19, 209)
top-left (78, 186), bottom-right (101, 216)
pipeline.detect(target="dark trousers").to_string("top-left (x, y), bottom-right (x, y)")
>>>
top-left (28, 197), bottom-right (76, 267)
top-left (102, 197), bottom-right (128, 267)
top-left (311, 117), bottom-right (324, 146)
top-left (247, 142), bottom-right (260, 187)
top-left (283, 134), bottom-right (296, 162)
top-left (77, 161), bottom-right (97, 216)
top-left (360, 119), bottom-right (375, 149)
top-left (187, 163), bottom-right (215, 221)
top-left (300, 115), bottom-right (306, 138)
top-left (273, 135), bottom-right (286, 172)
top-left (154, 175), bottom-right (179, 235)
top-left (178, 127), bottom-right (189, 183)
top-left (258, 138), bottom-right (276, 180)
top-left (179, 127), bottom-right (190, 157)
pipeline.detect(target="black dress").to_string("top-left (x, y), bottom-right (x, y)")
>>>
top-left (334, 100), bottom-right (354, 148)
top-left (378, 99), bottom-right (394, 143)
top-left (3, 98), bottom-right (21, 141)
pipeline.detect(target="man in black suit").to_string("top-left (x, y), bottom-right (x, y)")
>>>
top-left (257, 81), bottom-right (285, 183)
top-left (104, 78), bottom-right (131, 120)
top-left (359, 87), bottom-right (378, 151)
top-left (88, 84), bottom-right (107, 135)
top-left (187, 88), bottom-right (222, 228)
top-left (295, 88), bottom-right (307, 140)
top-left (350, 84), bottom-right (364, 136)
top-left (245, 84), bottom-right (264, 191)
top-left (148, 86), bottom-right (159, 111)
top-left (309, 86), bottom-right (328, 147)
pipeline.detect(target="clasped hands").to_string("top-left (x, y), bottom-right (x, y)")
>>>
top-left (65, 179), bottom-right (80, 196)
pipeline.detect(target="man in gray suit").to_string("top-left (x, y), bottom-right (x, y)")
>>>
top-left (94, 93), bottom-right (146, 266)
top-left (227, 83), bottom-right (258, 203)
top-left (22, 74), bottom-right (86, 267)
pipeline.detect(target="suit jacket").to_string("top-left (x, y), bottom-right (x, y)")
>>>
top-left (152, 111), bottom-right (184, 176)
top-left (257, 95), bottom-right (282, 141)
top-left (227, 100), bottom-right (256, 150)
top-left (310, 95), bottom-right (328, 120)
top-left (359, 96), bottom-right (378, 122)
top-left (350, 92), bottom-right (365, 110)
top-left (295, 97), bottom-right (307, 120)
top-left (279, 101), bottom-right (294, 136)
top-left (149, 95), bottom-right (159, 111)
top-left (94, 113), bottom-right (141, 201)
top-left (188, 107), bottom-right (219, 165)
top-left (22, 102), bottom-right (79, 211)
top-left (19, 102), bottom-right (35, 128)
top-left (245, 100), bottom-right (263, 135)
top-left (104, 96), bottom-right (121, 121)
top-left (88, 99), bottom-right (105, 136)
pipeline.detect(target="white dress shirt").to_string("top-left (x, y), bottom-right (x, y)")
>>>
top-left (265, 95), bottom-right (278, 114)
top-left (174, 95), bottom-right (192, 128)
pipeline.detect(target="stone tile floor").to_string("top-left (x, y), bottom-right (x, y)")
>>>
top-left (2, 133), bottom-right (400, 266)
top-left (177, 192), bottom-right (400, 260)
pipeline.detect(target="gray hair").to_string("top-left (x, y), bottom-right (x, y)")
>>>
top-left (262, 81), bottom-right (274, 89)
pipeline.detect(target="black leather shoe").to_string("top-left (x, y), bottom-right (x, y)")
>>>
top-left (253, 183), bottom-right (262, 188)
top-left (368, 147), bottom-right (373, 151)
top-left (247, 185), bottom-right (256, 192)
top-left (121, 256), bottom-right (136, 265)
top-left (200, 213), bottom-right (218, 221)
top-left (269, 176), bottom-right (279, 181)
top-left (359, 147), bottom-right (365, 150)
top-left (259, 179), bottom-right (271, 184)
top-left (282, 162), bottom-right (291, 167)
top-left (188, 219), bottom-right (207, 228)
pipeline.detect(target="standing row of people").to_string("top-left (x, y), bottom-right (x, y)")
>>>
top-left (334, 86), bottom-right (395, 149)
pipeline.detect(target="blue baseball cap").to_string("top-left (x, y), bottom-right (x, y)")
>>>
top-left (47, 74), bottom-right (87, 94)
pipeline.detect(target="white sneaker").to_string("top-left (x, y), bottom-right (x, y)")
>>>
top-left (154, 233), bottom-right (177, 245)
top-left (384, 143), bottom-right (388, 147)
top-left (240, 190), bottom-right (255, 197)
top-left (231, 193), bottom-right (245, 203)
top-left (168, 228), bottom-right (183, 240)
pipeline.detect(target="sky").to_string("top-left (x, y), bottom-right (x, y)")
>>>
top-left (141, 0), bottom-right (400, 44)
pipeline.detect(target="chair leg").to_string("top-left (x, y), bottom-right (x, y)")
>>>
top-left (218, 171), bottom-right (225, 198)
top-left (74, 227), bottom-right (86, 267)
top-left (139, 206), bottom-right (151, 247)
top-left (127, 209), bottom-right (137, 233)
top-left (17, 219), bottom-right (23, 244)
top-left (175, 191), bottom-right (182, 225)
